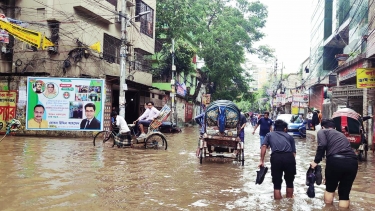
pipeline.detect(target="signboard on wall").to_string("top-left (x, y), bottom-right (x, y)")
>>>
top-left (356, 68), bottom-right (375, 88)
top-left (26, 77), bottom-right (105, 131)
top-left (185, 103), bottom-right (193, 122)
top-left (0, 91), bottom-right (16, 132)
top-left (292, 94), bottom-right (308, 102)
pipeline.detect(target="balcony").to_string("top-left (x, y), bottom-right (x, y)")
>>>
top-left (332, 85), bottom-right (363, 98)
top-left (72, 0), bottom-right (115, 24)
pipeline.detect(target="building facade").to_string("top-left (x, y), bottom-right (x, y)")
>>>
top-left (0, 0), bottom-right (162, 135)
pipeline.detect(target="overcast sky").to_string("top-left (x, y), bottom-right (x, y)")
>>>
top-left (250, 0), bottom-right (312, 73)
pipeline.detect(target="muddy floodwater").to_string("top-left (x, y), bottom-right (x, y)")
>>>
top-left (0, 126), bottom-right (375, 210)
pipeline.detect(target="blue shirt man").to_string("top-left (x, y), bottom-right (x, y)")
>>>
top-left (252, 111), bottom-right (273, 147)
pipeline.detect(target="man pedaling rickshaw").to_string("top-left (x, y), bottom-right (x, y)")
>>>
top-left (111, 111), bottom-right (131, 146)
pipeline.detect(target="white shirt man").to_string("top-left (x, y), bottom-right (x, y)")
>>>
top-left (134, 102), bottom-right (160, 138)
top-left (112, 113), bottom-right (130, 134)
top-left (307, 112), bottom-right (313, 120)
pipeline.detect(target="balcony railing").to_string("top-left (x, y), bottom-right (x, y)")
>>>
top-left (332, 85), bottom-right (363, 98)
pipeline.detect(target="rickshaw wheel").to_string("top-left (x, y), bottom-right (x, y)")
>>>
top-left (144, 133), bottom-right (167, 150)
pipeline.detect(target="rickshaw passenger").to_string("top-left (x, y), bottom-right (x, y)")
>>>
top-left (133, 103), bottom-right (149, 135)
top-left (133, 101), bottom-right (160, 138)
top-left (310, 119), bottom-right (358, 209)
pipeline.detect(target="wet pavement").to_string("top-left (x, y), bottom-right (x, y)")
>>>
top-left (0, 126), bottom-right (375, 210)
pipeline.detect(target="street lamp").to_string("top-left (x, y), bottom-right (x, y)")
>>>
top-left (119, 0), bottom-right (151, 119)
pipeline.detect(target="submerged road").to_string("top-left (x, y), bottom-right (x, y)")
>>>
top-left (0, 125), bottom-right (374, 210)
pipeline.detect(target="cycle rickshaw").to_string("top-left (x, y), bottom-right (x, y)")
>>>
top-left (198, 100), bottom-right (244, 165)
top-left (93, 104), bottom-right (170, 150)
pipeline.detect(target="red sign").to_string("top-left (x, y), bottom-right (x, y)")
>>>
top-left (184, 103), bottom-right (193, 122)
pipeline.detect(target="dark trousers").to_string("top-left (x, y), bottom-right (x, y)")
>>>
top-left (270, 152), bottom-right (296, 190)
top-left (307, 119), bottom-right (312, 129)
top-left (325, 157), bottom-right (358, 200)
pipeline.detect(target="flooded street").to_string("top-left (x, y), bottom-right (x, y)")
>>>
top-left (1, 126), bottom-right (375, 210)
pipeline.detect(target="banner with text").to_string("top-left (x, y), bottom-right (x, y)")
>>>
top-left (0, 91), bottom-right (16, 132)
top-left (26, 77), bottom-right (105, 131)
top-left (0, 19), bottom-right (42, 48)
top-left (356, 68), bottom-right (375, 88)
top-left (292, 94), bottom-right (308, 102)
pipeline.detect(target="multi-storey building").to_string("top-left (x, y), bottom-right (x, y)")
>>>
top-left (243, 60), bottom-right (272, 92)
top-left (0, 0), bottom-right (159, 134)
top-left (307, 0), bottom-right (372, 118)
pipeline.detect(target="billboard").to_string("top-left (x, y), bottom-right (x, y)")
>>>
top-left (26, 77), bottom-right (105, 131)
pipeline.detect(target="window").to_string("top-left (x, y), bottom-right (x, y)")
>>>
top-left (103, 33), bottom-right (121, 64)
top-left (135, 0), bottom-right (154, 38)
top-left (133, 49), bottom-right (151, 71)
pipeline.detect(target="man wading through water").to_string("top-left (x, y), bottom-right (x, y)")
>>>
top-left (259, 119), bottom-right (296, 199)
top-left (252, 111), bottom-right (273, 147)
top-left (310, 119), bottom-right (358, 208)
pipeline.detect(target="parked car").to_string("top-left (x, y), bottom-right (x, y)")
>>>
top-left (276, 114), bottom-right (306, 138)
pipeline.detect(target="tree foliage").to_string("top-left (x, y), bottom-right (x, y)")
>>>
top-left (152, 41), bottom-right (195, 82)
top-left (156, 0), bottom-right (274, 102)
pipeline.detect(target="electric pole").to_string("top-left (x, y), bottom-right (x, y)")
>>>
top-left (170, 39), bottom-right (176, 125)
top-left (119, 0), bottom-right (127, 119)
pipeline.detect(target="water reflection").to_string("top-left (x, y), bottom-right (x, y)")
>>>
top-left (0, 126), bottom-right (373, 210)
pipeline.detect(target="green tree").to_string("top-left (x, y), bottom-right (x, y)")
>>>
top-left (152, 40), bottom-right (196, 82)
top-left (156, 0), bottom-right (274, 102)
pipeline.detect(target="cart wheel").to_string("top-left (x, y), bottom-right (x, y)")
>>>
top-left (93, 131), bottom-right (113, 147)
top-left (145, 133), bottom-right (167, 150)
top-left (199, 148), bottom-right (203, 164)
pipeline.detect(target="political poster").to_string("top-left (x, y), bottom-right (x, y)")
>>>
top-left (176, 81), bottom-right (187, 96)
top-left (26, 77), bottom-right (105, 131)
top-left (0, 91), bottom-right (17, 132)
